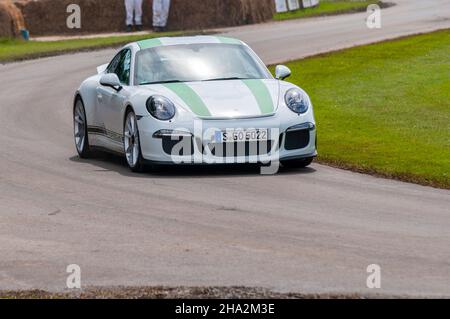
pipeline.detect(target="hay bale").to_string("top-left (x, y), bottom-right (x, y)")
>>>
top-left (165, 0), bottom-right (274, 30)
top-left (0, 4), bottom-right (14, 38)
top-left (0, 0), bottom-right (25, 37)
top-left (13, 0), bottom-right (127, 36)
top-left (12, 0), bottom-right (275, 36)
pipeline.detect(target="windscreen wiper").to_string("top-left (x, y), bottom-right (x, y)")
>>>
top-left (202, 77), bottom-right (252, 82)
top-left (140, 80), bottom-right (183, 85)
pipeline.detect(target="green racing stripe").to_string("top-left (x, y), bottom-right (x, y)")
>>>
top-left (242, 79), bottom-right (274, 114)
top-left (138, 38), bottom-right (163, 49)
top-left (163, 83), bottom-right (211, 117)
top-left (216, 36), bottom-right (242, 45)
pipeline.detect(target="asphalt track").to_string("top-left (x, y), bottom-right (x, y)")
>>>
top-left (0, 0), bottom-right (449, 296)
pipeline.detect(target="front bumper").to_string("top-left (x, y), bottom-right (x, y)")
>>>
top-left (138, 114), bottom-right (317, 165)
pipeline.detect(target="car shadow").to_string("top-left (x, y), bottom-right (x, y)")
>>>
top-left (69, 152), bottom-right (316, 179)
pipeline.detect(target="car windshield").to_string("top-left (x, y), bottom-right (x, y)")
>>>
top-left (135, 43), bottom-right (272, 85)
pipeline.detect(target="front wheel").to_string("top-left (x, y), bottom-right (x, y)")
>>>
top-left (281, 157), bottom-right (314, 169)
top-left (74, 98), bottom-right (91, 158)
top-left (124, 110), bottom-right (145, 172)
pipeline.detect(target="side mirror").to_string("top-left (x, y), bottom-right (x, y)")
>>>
top-left (275, 65), bottom-right (292, 80)
top-left (100, 73), bottom-right (123, 92)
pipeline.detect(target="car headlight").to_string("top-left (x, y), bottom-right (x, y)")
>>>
top-left (146, 95), bottom-right (176, 121)
top-left (285, 88), bottom-right (309, 114)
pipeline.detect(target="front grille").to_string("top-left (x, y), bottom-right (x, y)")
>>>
top-left (284, 129), bottom-right (310, 150)
top-left (162, 136), bottom-right (279, 158)
top-left (162, 136), bottom-right (194, 156)
top-left (207, 140), bottom-right (274, 157)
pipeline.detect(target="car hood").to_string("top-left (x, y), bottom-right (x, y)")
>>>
top-left (143, 79), bottom-right (280, 119)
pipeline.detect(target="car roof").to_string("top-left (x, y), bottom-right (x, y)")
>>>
top-left (135, 35), bottom-right (244, 50)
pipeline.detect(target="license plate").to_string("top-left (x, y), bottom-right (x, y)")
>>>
top-left (215, 129), bottom-right (269, 143)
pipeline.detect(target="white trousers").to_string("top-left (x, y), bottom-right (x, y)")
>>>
top-left (153, 0), bottom-right (171, 27)
top-left (125, 0), bottom-right (143, 26)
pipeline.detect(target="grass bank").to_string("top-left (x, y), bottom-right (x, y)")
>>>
top-left (273, 0), bottom-right (384, 21)
top-left (275, 30), bottom-right (450, 188)
top-left (0, 31), bottom-right (187, 62)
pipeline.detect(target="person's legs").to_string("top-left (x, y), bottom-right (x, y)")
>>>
top-left (125, 0), bottom-right (134, 28)
top-left (134, 0), bottom-right (143, 29)
top-left (153, 0), bottom-right (170, 31)
top-left (153, 0), bottom-right (162, 29)
top-left (160, 0), bottom-right (171, 27)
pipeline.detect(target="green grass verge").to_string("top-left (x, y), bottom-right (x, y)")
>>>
top-left (274, 0), bottom-right (382, 21)
top-left (272, 30), bottom-right (450, 188)
top-left (0, 31), bottom-right (189, 62)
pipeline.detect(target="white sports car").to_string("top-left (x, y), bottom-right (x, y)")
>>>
top-left (73, 36), bottom-right (317, 172)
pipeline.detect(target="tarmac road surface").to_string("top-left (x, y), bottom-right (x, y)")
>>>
top-left (0, 0), bottom-right (449, 296)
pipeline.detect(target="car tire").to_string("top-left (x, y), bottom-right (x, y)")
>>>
top-left (124, 109), bottom-right (145, 173)
top-left (281, 157), bottom-right (314, 169)
top-left (73, 97), bottom-right (91, 158)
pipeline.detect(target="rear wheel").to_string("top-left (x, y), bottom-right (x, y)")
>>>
top-left (281, 157), bottom-right (314, 169)
top-left (73, 98), bottom-right (91, 158)
top-left (124, 110), bottom-right (145, 172)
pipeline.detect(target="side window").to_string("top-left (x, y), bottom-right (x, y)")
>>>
top-left (106, 49), bottom-right (132, 85)
top-left (118, 50), bottom-right (132, 85)
top-left (106, 52), bottom-right (122, 74)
